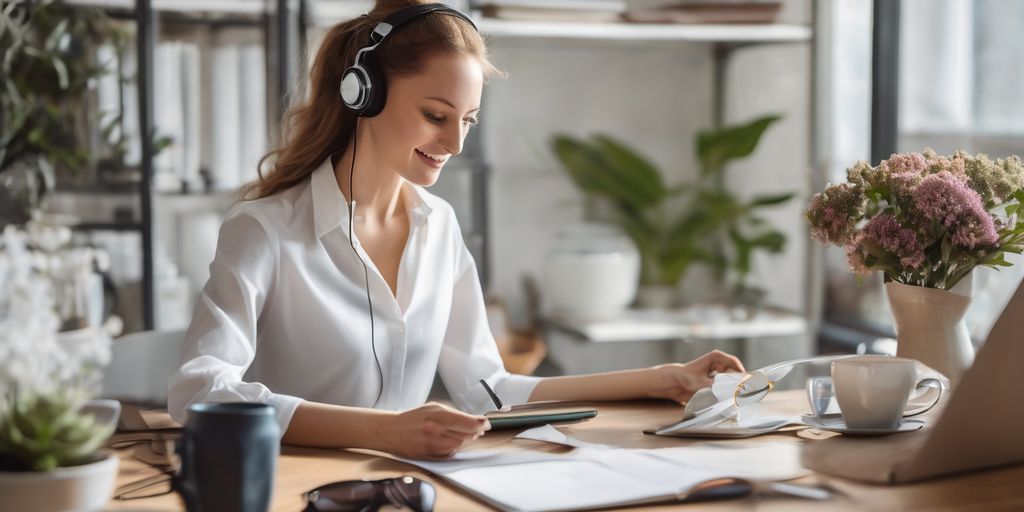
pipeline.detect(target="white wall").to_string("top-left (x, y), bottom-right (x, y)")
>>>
top-left (480, 1), bottom-right (814, 369)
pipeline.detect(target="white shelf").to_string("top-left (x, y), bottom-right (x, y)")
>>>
top-left (65, 0), bottom-right (267, 15)
top-left (477, 19), bottom-right (812, 44)
top-left (547, 304), bottom-right (807, 343)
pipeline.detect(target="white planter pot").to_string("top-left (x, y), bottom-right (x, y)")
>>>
top-left (885, 272), bottom-right (975, 388)
top-left (0, 452), bottom-right (119, 512)
top-left (543, 223), bottom-right (640, 321)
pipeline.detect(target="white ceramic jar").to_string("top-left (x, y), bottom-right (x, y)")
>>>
top-left (542, 223), bottom-right (640, 320)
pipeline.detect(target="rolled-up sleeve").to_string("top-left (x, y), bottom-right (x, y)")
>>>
top-left (437, 240), bottom-right (542, 414)
top-left (168, 209), bottom-right (303, 435)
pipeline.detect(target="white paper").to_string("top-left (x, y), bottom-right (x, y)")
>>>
top-left (514, 424), bottom-right (606, 449)
top-left (397, 440), bottom-right (808, 512)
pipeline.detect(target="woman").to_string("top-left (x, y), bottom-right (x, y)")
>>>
top-left (169, 0), bottom-right (745, 460)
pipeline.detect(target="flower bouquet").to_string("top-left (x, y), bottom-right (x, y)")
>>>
top-left (805, 149), bottom-right (1024, 384)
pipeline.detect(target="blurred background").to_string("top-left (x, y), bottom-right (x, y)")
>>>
top-left (3, 0), bottom-right (1023, 386)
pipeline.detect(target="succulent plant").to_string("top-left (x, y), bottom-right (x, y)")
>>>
top-left (0, 392), bottom-right (114, 471)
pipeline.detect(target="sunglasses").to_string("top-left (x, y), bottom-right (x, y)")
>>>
top-left (304, 476), bottom-right (436, 512)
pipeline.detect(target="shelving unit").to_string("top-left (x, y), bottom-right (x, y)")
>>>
top-left (59, 0), bottom-right (304, 330)
top-left (475, 19), bottom-right (811, 43)
top-left (470, 12), bottom-right (822, 367)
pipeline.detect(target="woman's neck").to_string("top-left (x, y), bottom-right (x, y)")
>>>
top-left (333, 137), bottom-right (406, 226)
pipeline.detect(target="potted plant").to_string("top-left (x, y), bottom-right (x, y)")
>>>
top-left (805, 149), bottom-right (1024, 386)
top-left (0, 224), bottom-right (122, 511)
top-left (1, 0), bottom-right (131, 225)
top-left (550, 115), bottom-right (794, 310)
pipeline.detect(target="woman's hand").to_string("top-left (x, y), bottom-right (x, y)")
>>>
top-left (381, 402), bottom-right (490, 460)
top-left (647, 350), bottom-right (745, 404)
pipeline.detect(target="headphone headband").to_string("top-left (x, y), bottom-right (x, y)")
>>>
top-left (368, 3), bottom-right (477, 46)
top-left (341, 3), bottom-right (478, 117)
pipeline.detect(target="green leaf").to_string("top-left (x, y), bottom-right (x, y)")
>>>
top-left (747, 192), bottom-right (795, 208)
top-left (696, 114), bottom-right (782, 175)
top-left (550, 135), bottom-right (650, 211)
top-left (551, 135), bottom-right (606, 194)
top-left (591, 134), bottom-right (667, 204)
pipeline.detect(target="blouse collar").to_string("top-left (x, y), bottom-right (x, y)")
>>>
top-left (310, 157), bottom-right (434, 239)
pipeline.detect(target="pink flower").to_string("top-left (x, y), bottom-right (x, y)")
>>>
top-left (845, 233), bottom-right (871, 274)
top-left (913, 172), bottom-right (998, 249)
top-left (923, 148), bottom-right (967, 178)
top-left (864, 213), bottom-right (926, 269)
top-left (880, 152), bottom-right (927, 176)
top-left (806, 183), bottom-right (863, 245)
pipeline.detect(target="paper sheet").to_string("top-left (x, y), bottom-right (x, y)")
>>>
top-left (396, 428), bottom-right (808, 511)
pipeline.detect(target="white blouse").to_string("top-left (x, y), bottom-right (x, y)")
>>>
top-left (168, 158), bottom-right (541, 434)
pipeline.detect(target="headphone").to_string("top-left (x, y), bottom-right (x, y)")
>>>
top-left (340, 3), bottom-right (478, 117)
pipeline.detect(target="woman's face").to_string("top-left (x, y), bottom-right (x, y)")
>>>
top-left (367, 51), bottom-right (484, 187)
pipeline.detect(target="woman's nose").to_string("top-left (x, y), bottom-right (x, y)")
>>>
top-left (440, 123), bottom-right (465, 156)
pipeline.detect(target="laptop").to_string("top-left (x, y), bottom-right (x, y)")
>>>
top-left (801, 278), bottom-right (1024, 483)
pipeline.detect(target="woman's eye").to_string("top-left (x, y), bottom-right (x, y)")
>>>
top-left (424, 112), bottom-right (444, 123)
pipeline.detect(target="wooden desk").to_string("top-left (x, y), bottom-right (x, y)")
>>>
top-left (107, 391), bottom-right (1024, 511)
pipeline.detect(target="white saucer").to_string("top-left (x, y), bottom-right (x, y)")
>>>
top-left (801, 415), bottom-right (925, 435)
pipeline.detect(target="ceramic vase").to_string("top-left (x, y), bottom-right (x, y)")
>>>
top-left (884, 272), bottom-right (974, 388)
top-left (543, 223), bottom-right (640, 320)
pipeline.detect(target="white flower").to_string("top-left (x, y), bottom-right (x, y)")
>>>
top-left (0, 226), bottom-right (115, 397)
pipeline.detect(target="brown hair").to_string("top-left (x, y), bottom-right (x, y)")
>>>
top-left (249, 0), bottom-right (501, 200)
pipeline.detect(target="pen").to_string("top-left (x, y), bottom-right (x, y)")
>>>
top-left (479, 379), bottom-right (511, 412)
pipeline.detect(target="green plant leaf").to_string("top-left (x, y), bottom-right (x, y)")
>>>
top-left (550, 134), bottom-right (651, 211)
top-left (696, 114), bottom-right (782, 176)
top-left (747, 192), bottom-right (795, 208)
top-left (591, 134), bottom-right (667, 203)
top-left (551, 135), bottom-right (608, 195)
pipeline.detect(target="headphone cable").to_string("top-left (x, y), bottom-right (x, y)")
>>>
top-left (348, 120), bottom-right (385, 408)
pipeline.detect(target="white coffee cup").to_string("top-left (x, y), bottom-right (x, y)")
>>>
top-left (831, 356), bottom-right (916, 430)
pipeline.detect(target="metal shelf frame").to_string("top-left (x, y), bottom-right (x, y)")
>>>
top-left (65, 0), bottom-right (304, 330)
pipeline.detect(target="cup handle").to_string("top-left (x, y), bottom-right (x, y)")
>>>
top-left (903, 378), bottom-right (942, 418)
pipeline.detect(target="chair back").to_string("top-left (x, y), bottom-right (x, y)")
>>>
top-left (101, 329), bottom-right (185, 407)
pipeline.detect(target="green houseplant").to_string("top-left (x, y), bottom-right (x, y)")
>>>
top-left (551, 115), bottom-right (794, 307)
top-left (0, 0), bottom-right (129, 224)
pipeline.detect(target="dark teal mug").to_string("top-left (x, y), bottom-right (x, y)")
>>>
top-left (174, 402), bottom-right (280, 512)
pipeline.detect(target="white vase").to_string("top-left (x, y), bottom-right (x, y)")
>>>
top-left (543, 223), bottom-right (640, 320)
top-left (0, 452), bottom-right (119, 512)
top-left (885, 273), bottom-right (975, 388)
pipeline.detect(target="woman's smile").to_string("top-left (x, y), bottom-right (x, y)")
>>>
top-left (415, 148), bottom-right (449, 169)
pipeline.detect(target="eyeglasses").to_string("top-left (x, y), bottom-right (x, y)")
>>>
top-left (304, 476), bottom-right (436, 512)
top-left (733, 355), bottom-right (859, 407)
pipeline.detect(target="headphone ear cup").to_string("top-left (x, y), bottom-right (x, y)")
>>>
top-left (340, 65), bottom-right (369, 113)
top-left (359, 60), bottom-right (387, 117)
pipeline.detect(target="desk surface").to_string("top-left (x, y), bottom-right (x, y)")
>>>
top-left (108, 391), bottom-right (1024, 511)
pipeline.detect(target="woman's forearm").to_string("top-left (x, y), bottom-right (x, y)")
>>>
top-left (282, 401), bottom-right (397, 450)
top-left (527, 367), bottom-right (659, 402)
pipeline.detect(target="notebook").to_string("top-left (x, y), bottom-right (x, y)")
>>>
top-left (485, 401), bottom-right (598, 430)
top-left (801, 278), bottom-right (1024, 483)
